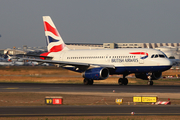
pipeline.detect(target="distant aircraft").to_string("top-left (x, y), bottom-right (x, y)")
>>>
top-left (1, 51), bottom-right (38, 66)
top-left (0, 51), bottom-right (14, 66)
top-left (25, 16), bottom-right (172, 85)
top-left (0, 57), bottom-right (8, 62)
top-left (0, 61), bottom-right (14, 66)
top-left (0, 60), bottom-right (13, 66)
top-left (9, 57), bottom-right (38, 66)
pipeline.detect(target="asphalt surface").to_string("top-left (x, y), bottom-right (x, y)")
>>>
top-left (0, 105), bottom-right (180, 117)
top-left (1, 83), bottom-right (180, 116)
top-left (0, 83), bottom-right (180, 93)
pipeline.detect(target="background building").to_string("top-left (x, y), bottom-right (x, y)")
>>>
top-left (103, 43), bottom-right (180, 59)
top-left (2, 42), bottom-right (180, 60)
top-left (103, 43), bottom-right (180, 49)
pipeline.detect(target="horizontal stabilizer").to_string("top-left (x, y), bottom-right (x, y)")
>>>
top-left (16, 54), bottom-right (53, 60)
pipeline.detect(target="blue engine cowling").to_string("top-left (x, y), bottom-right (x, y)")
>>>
top-left (82, 67), bottom-right (109, 80)
top-left (135, 72), bottom-right (162, 80)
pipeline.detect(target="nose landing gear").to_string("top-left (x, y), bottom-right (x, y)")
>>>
top-left (147, 73), bottom-right (153, 85)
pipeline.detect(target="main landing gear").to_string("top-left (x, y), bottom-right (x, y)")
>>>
top-left (118, 76), bottom-right (128, 85)
top-left (83, 78), bottom-right (94, 85)
top-left (147, 76), bottom-right (153, 85)
top-left (147, 73), bottom-right (153, 86)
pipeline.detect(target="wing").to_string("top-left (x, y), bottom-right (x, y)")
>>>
top-left (23, 58), bottom-right (115, 71)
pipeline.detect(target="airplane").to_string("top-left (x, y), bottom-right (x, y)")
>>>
top-left (1, 51), bottom-right (38, 66)
top-left (0, 61), bottom-right (14, 66)
top-left (25, 16), bottom-right (172, 85)
top-left (0, 51), bottom-right (14, 66)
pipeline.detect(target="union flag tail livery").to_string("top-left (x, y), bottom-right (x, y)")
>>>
top-left (43, 16), bottom-right (69, 52)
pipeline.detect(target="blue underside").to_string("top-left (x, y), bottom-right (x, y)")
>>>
top-left (110, 65), bottom-right (171, 74)
top-left (63, 65), bottom-right (171, 75)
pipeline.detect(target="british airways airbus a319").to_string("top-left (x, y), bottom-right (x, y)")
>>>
top-left (26, 16), bottom-right (172, 85)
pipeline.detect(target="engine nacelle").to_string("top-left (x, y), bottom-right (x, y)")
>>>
top-left (135, 72), bottom-right (162, 80)
top-left (82, 67), bottom-right (109, 80)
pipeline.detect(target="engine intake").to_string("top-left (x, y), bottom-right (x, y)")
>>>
top-left (83, 67), bottom-right (109, 80)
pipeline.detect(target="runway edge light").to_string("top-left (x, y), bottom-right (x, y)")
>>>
top-left (45, 96), bottom-right (63, 105)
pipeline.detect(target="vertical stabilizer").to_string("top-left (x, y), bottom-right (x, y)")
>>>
top-left (43, 16), bottom-right (69, 52)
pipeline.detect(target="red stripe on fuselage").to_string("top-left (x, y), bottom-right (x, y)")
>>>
top-left (130, 52), bottom-right (148, 56)
top-left (44, 21), bottom-right (59, 37)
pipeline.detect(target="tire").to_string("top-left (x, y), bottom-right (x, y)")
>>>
top-left (123, 78), bottom-right (128, 85)
top-left (84, 79), bottom-right (89, 85)
top-left (147, 81), bottom-right (153, 86)
top-left (150, 81), bottom-right (153, 85)
top-left (89, 79), bottom-right (94, 85)
top-left (118, 78), bottom-right (123, 85)
top-left (84, 79), bottom-right (94, 85)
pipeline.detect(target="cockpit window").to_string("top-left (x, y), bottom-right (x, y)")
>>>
top-left (159, 54), bottom-right (165, 58)
top-left (161, 52), bottom-right (168, 58)
top-left (151, 55), bottom-right (154, 58)
top-left (151, 54), bottom-right (166, 58)
top-left (155, 55), bottom-right (158, 58)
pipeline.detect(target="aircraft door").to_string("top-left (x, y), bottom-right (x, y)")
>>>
top-left (139, 57), bottom-right (144, 64)
top-left (106, 54), bottom-right (110, 63)
top-left (59, 52), bottom-right (65, 61)
top-left (139, 51), bottom-right (146, 64)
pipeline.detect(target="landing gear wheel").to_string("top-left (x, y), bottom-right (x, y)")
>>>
top-left (118, 78), bottom-right (128, 85)
top-left (118, 78), bottom-right (123, 85)
top-left (83, 79), bottom-right (94, 85)
top-left (147, 81), bottom-right (153, 86)
top-left (84, 78), bottom-right (89, 85)
top-left (89, 79), bottom-right (94, 85)
top-left (123, 78), bottom-right (128, 85)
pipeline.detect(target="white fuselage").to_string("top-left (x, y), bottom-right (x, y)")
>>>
top-left (49, 48), bottom-right (170, 66)
top-left (47, 48), bottom-right (172, 74)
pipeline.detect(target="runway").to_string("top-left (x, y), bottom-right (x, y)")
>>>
top-left (0, 105), bottom-right (180, 117)
top-left (0, 83), bottom-right (180, 93)
top-left (0, 83), bottom-right (180, 117)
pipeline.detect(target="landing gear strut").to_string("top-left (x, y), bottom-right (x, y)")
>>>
top-left (118, 77), bottom-right (128, 85)
top-left (147, 73), bottom-right (153, 86)
top-left (83, 78), bottom-right (93, 85)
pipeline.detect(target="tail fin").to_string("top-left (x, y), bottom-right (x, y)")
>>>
top-left (4, 51), bottom-right (11, 61)
top-left (43, 16), bottom-right (69, 52)
top-left (4, 51), bottom-right (9, 59)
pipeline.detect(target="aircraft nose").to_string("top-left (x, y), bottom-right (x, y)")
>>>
top-left (165, 58), bottom-right (173, 67)
top-left (168, 59), bottom-right (173, 66)
top-left (160, 58), bottom-right (173, 71)
top-left (165, 58), bottom-right (173, 70)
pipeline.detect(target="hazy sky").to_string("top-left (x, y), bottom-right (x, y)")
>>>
top-left (0, 0), bottom-right (180, 49)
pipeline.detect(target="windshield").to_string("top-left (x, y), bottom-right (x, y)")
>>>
top-left (151, 54), bottom-right (166, 58)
